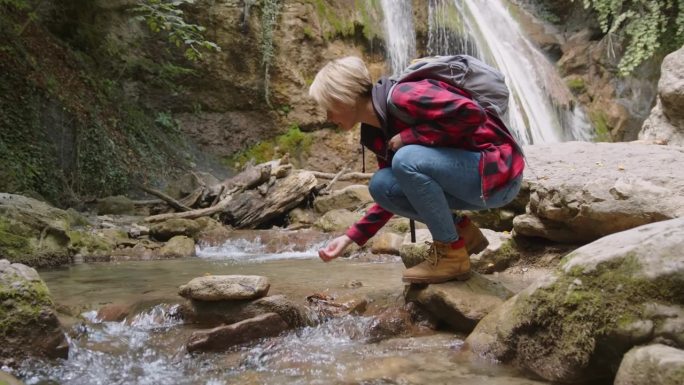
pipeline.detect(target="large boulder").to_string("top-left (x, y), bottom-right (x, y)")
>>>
top-left (158, 235), bottom-right (196, 258)
top-left (466, 218), bottom-right (684, 383)
top-left (0, 193), bottom-right (72, 267)
top-left (405, 274), bottom-right (513, 333)
top-left (640, 46), bottom-right (684, 145)
top-left (514, 142), bottom-right (684, 243)
top-left (614, 344), bottom-right (684, 385)
top-left (0, 259), bottom-right (67, 366)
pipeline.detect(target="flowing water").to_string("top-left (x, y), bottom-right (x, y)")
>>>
top-left (381, 0), bottom-right (595, 144)
top-left (380, 0), bottom-right (416, 76)
top-left (11, 235), bottom-right (550, 385)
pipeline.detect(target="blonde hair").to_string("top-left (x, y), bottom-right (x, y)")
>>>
top-left (308, 56), bottom-right (372, 111)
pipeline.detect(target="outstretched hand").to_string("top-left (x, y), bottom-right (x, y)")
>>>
top-left (318, 235), bottom-right (354, 262)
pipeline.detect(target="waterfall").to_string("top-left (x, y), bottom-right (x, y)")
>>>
top-left (382, 0), bottom-right (595, 144)
top-left (380, 0), bottom-right (416, 76)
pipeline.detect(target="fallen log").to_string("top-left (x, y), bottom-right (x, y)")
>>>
top-left (144, 164), bottom-right (271, 223)
top-left (223, 171), bottom-right (318, 228)
top-left (138, 185), bottom-right (192, 212)
top-left (319, 167), bottom-right (348, 195)
top-left (310, 171), bottom-right (372, 181)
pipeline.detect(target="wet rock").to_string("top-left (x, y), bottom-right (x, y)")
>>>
top-left (313, 209), bottom-right (363, 233)
top-left (67, 229), bottom-right (116, 261)
top-left (96, 195), bottom-right (136, 215)
top-left (366, 307), bottom-right (413, 342)
top-left (108, 238), bottom-right (163, 261)
top-left (640, 46), bottom-right (684, 145)
top-left (514, 142), bottom-right (684, 243)
top-left (399, 229), bottom-right (432, 268)
top-left (614, 344), bottom-right (684, 385)
top-left (405, 274), bottom-right (513, 333)
top-left (370, 232), bottom-right (403, 255)
top-left (181, 294), bottom-right (309, 328)
top-left (194, 217), bottom-right (232, 245)
top-left (0, 371), bottom-right (26, 385)
top-left (313, 185), bottom-right (373, 214)
top-left (0, 193), bottom-right (72, 268)
top-left (0, 259), bottom-right (68, 366)
top-left (466, 218), bottom-right (684, 383)
top-left (96, 303), bottom-right (133, 322)
top-left (186, 312), bottom-right (289, 353)
top-left (470, 230), bottom-right (520, 274)
top-left (127, 223), bottom-right (149, 238)
top-left (150, 218), bottom-right (203, 241)
top-left (179, 275), bottom-right (270, 301)
top-left (287, 207), bottom-right (316, 228)
top-left (306, 293), bottom-right (368, 318)
top-left (159, 235), bottom-right (195, 258)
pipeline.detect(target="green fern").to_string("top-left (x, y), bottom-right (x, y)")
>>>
top-left (576, 0), bottom-right (684, 75)
top-left (133, 0), bottom-right (221, 62)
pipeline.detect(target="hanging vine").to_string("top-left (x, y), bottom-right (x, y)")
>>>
top-left (260, 0), bottom-right (282, 107)
top-left (574, 0), bottom-right (684, 75)
top-left (133, 0), bottom-right (221, 61)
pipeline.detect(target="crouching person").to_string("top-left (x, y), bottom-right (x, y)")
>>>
top-left (309, 56), bottom-right (524, 283)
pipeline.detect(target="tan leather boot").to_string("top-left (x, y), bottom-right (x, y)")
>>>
top-left (402, 239), bottom-right (471, 283)
top-left (458, 217), bottom-right (489, 255)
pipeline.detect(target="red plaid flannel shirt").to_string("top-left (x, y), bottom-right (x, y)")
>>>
top-left (346, 79), bottom-right (524, 246)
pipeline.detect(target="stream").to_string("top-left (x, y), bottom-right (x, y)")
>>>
top-left (12, 236), bottom-right (549, 385)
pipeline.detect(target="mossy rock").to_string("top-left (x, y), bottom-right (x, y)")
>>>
top-left (0, 194), bottom-right (73, 267)
top-left (466, 218), bottom-right (684, 383)
top-left (0, 259), bottom-right (68, 365)
top-left (67, 230), bottom-right (115, 258)
top-left (96, 195), bottom-right (136, 215)
top-left (150, 218), bottom-right (203, 241)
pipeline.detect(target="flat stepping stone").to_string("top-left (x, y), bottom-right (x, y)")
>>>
top-left (178, 275), bottom-right (270, 301)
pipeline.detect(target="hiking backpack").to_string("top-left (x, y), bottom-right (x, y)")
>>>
top-left (384, 55), bottom-right (517, 244)
top-left (388, 54), bottom-right (510, 119)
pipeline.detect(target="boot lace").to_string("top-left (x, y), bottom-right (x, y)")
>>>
top-left (424, 241), bottom-right (441, 266)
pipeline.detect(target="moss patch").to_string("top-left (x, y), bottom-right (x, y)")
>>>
top-left (0, 272), bottom-right (53, 337)
top-left (0, 216), bottom-right (71, 267)
top-left (228, 125), bottom-right (312, 168)
top-left (514, 254), bottom-right (683, 378)
top-left (566, 77), bottom-right (586, 94)
top-left (589, 110), bottom-right (612, 142)
top-left (67, 230), bottom-right (113, 254)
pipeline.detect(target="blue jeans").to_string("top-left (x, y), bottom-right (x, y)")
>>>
top-left (369, 145), bottom-right (522, 243)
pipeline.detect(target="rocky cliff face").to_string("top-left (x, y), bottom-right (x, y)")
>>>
top-left (513, 0), bottom-right (662, 142)
top-left (639, 47), bottom-right (684, 145)
top-left (155, 0), bottom-right (390, 159)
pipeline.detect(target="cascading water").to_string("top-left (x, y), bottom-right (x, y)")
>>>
top-left (380, 0), bottom-right (416, 76)
top-left (382, 0), bottom-right (595, 144)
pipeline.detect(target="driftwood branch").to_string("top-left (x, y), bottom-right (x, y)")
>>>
top-left (320, 167), bottom-right (348, 195)
top-left (179, 187), bottom-right (205, 208)
top-left (139, 185), bottom-right (192, 212)
top-left (310, 171), bottom-right (373, 181)
top-left (143, 164), bottom-right (271, 223)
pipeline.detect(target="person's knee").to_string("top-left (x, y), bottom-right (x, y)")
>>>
top-left (391, 145), bottom-right (421, 173)
top-left (368, 169), bottom-right (392, 202)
